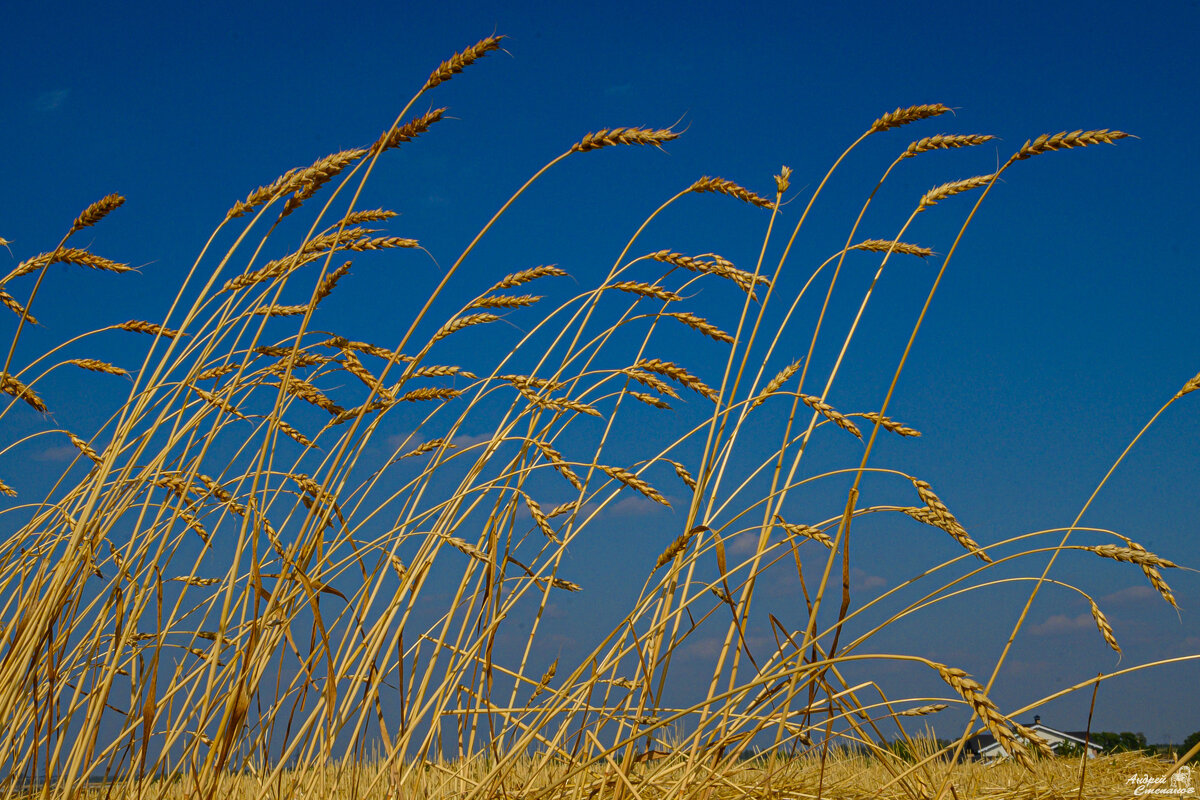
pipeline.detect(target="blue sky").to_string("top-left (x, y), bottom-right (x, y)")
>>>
top-left (3, 0), bottom-right (1199, 748)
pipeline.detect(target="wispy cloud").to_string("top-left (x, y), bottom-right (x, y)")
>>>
top-left (32, 444), bottom-right (78, 462)
top-left (1028, 613), bottom-right (1094, 636)
top-left (35, 89), bottom-right (69, 112)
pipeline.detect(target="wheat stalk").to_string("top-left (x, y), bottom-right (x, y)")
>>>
top-left (630, 391), bottom-right (671, 409)
top-left (688, 176), bottom-right (775, 209)
top-left (774, 516), bottom-right (834, 550)
top-left (799, 394), bottom-right (862, 439)
top-left (372, 108), bottom-right (447, 154)
top-left (919, 174), bottom-right (997, 211)
top-left (0, 373), bottom-right (47, 412)
top-left (857, 412), bottom-right (921, 437)
top-left (871, 104), bottom-right (951, 133)
top-left (13, 248), bottom-right (130, 278)
top-left (1014, 129), bottom-right (1130, 160)
top-left (69, 193), bottom-right (126, 235)
top-left (424, 35), bottom-right (504, 91)
top-left (64, 359), bottom-right (128, 376)
top-left (901, 134), bottom-right (995, 158)
top-left (533, 439), bottom-right (583, 491)
top-left (571, 127), bottom-right (680, 153)
top-left (433, 313), bottom-right (500, 342)
top-left (851, 239), bottom-right (933, 258)
top-left (935, 663), bottom-right (1034, 769)
top-left (486, 265), bottom-right (568, 292)
top-left (0, 288), bottom-right (36, 324)
top-left (116, 320), bottom-right (185, 339)
top-left (665, 312), bottom-right (733, 343)
top-left (469, 293), bottom-right (542, 310)
top-left (609, 282), bottom-right (681, 302)
top-left (907, 479), bottom-right (991, 562)
top-left (1086, 544), bottom-right (1176, 569)
top-left (600, 465), bottom-right (670, 506)
top-left (1090, 601), bottom-right (1121, 655)
top-left (635, 359), bottom-right (718, 403)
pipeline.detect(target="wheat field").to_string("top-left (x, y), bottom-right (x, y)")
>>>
top-left (0, 36), bottom-right (1195, 800)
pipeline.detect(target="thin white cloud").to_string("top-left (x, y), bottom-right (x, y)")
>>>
top-left (1100, 585), bottom-right (1158, 606)
top-left (35, 89), bottom-right (69, 112)
top-left (32, 444), bottom-right (78, 462)
top-left (1028, 613), bottom-right (1093, 636)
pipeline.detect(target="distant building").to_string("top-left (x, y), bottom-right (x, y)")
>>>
top-left (966, 716), bottom-right (1104, 761)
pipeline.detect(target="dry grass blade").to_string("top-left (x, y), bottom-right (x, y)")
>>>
top-left (433, 313), bottom-right (500, 342)
top-left (599, 465), bottom-right (670, 506)
top-left (69, 193), bottom-right (126, 235)
top-left (13, 248), bottom-right (131, 278)
top-left (902, 134), bottom-right (995, 158)
top-left (609, 281), bottom-right (681, 302)
top-left (1, 373), bottom-right (47, 412)
top-left (935, 664), bottom-right (1034, 769)
top-left (851, 239), bottom-right (933, 258)
top-left (116, 320), bottom-right (185, 339)
top-left (424, 35), bottom-right (504, 91)
top-left (533, 439), bottom-right (583, 491)
top-left (919, 174), bottom-right (996, 211)
top-left (800, 394), bottom-right (862, 439)
top-left (666, 312), bottom-right (733, 343)
top-left (65, 358), bottom-right (128, 376)
top-left (688, 176), bottom-right (775, 209)
top-left (635, 358), bottom-right (718, 403)
top-left (372, 108), bottom-right (447, 154)
top-left (1014, 129), bottom-right (1130, 160)
top-left (774, 516), bottom-right (834, 550)
top-left (858, 412), bottom-right (921, 437)
top-left (0, 288), bottom-right (37, 324)
top-left (1090, 601), bottom-right (1121, 655)
top-left (871, 103), bottom-right (951, 133)
top-left (571, 127), bottom-right (680, 153)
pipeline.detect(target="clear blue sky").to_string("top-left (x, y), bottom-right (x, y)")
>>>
top-left (4, 0), bottom-right (1198, 746)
